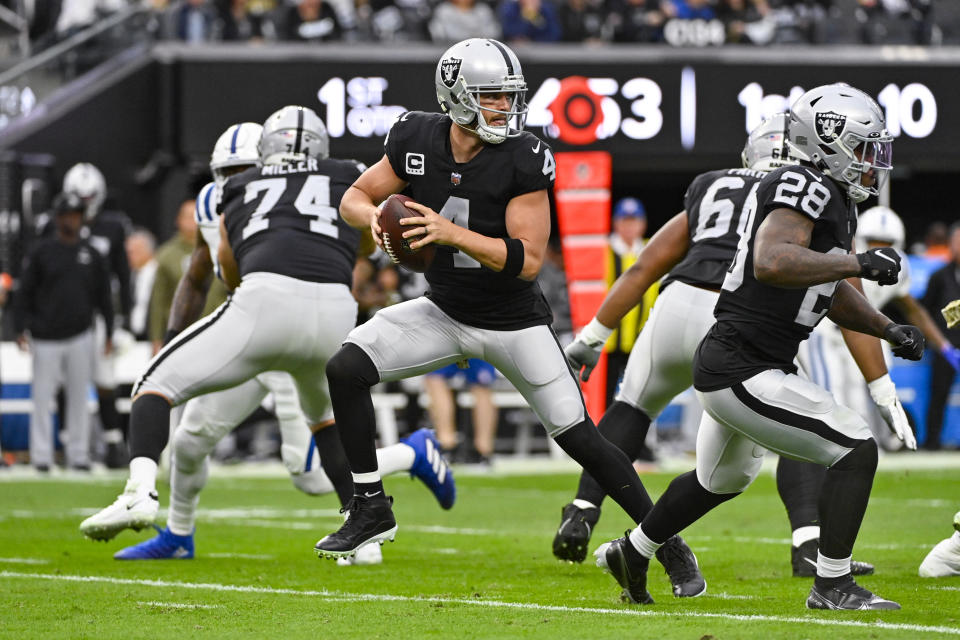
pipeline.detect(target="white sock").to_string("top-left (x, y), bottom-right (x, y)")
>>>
top-left (572, 499), bottom-right (599, 511)
top-left (352, 470), bottom-right (381, 484)
top-left (128, 457), bottom-right (158, 494)
top-left (376, 443), bottom-right (416, 475)
top-left (816, 551), bottom-right (851, 578)
top-left (628, 525), bottom-right (661, 559)
top-left (167, 460), bottom-right (208, 536)
top-left (793, 525), bottom-right (820, 547)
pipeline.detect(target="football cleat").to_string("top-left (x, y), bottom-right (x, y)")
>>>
top-left (80, 479), bottom-right (159, 541)
top-left (792, 539), bottom-right (874, 577)
top-left (655, 535), bottom-right (707, 597)
top-left (336, 542), bottom-right (384, 566)
top-left (806, 577), bottom-right (900, 610)
top-left (104, 440), bottom-right (129, 470)
top-left (403, 428), bottom-right (456, 510)
top-left (594, 532), bottom-right (655, 605)
top-left (552, 502), bottom-right (600, 563)
top-left (315, 493), bottom-right (397, 559)
top-left (114, 525), bottom-right (194, 560)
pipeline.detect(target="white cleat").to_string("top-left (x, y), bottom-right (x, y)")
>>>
top-left (336, 542), bottom-right (384, 567)
top-left (80, 479), bottom-right (159, 541)
top-left (919, 512), bottom-right (960, 578)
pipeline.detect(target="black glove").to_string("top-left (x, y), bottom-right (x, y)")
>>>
top-left (856, 247), bottom-right (901, 285)
top-left (883, 322), bottom-right (925, 360)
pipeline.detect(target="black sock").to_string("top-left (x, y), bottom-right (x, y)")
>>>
top-left (554, 419), bottom-right (654, 523)
top-left (642, 470), bottom-right (739, 543)
top-left (312, 423), bottom-right (353, 507)
top-left (818, 438), bottom-right (878, 560)
top-left (776, 457), bottom-right (826, 534)
top-left (128, 394), bottom-right (172, 462)
top-left (97, 387), bottom-right (122, 435)
top-left (575, 401), bottom-right (652, 508)
top-left (325, 343), bottom-right (383, 497)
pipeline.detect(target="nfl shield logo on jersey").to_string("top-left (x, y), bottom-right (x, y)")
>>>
top-left (450, 172), bottom-right (461, 186)
top-left (440, 57), bottom-right (462, 88)
top-left (815, 111), bottom-right (846, 143)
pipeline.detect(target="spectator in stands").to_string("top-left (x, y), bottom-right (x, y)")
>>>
top-left (126, 227), bottom-right (157, 341)
top-left (148, 198), bottom-right (227, 353)
top-left (217, 0), bottom-right (275, 40)
top-left (856, 0), bottom-right (936, 45)
top-left (425, 359), bottom-right (499, 467)
top-left (716, 0), bottom-right (774, 44)
top-left (428, 0), bottom-right (500, 43)
top-left (558, 0), bottom-right (609, 42)
top-left (14, 193), bottom-right (113, 472)
top-left (176, 0), bottom-right (220, 42)
top-left (270, 0), bottom-right (343, 41)
top-left (606, 0), bottom-right (667, 42)
top-left (923, 221), bottom-right (952, 262)
top-left (920, 223), bottom-right (960, 451)
top-left (499, 0), bottom-right (562, 43)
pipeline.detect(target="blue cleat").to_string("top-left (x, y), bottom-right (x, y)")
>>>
top-left (114, 525), bottom-right (195, 560)
top-left (402, 428), bottom-right (456, 510)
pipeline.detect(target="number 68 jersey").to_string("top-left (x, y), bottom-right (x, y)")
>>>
top-left (694, 164), bottom-right (858, 391)
top-left (221, 159), bottom-right (363, 286)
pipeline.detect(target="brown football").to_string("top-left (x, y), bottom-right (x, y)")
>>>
top-left (379, 194), bottom-right (436, 273)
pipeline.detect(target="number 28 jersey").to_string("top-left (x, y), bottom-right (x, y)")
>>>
top-left (221, 159), bottom-right (363, 286)
top-left (385, 111), bottom-right (555, 331)
top-left (694, 165), bottom-right (857, 391)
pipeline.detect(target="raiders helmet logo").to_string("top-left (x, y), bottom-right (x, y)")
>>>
top-left (440, 57), bottom-right (462, 89)
top-left (815, 111), bottom-right (847, 143)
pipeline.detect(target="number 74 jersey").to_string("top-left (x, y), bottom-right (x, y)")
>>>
top-left (712, 164), bottom-right (857, 371)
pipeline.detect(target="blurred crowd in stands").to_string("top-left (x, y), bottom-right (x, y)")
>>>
top-left (3, 0), bottom-right (952, 54)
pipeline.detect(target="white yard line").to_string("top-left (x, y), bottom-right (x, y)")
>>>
top-left (136, 601), bottom-right (221, 610)
top-left (0, 558), bottom-right (48, 565)
top-left (2, 570), bottom-right (958, 635)
top-left (205, 553), bottom-right (274, 560)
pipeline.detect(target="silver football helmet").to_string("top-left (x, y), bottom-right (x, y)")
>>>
top-left (259, 105), bottom-right (329, 166)
top-left (62, 162), bottom-right (106, 220)
top-left (210, 122), bottom-right (263, 187)
top-left (857, 205), bottom-right (905, 251)
top-left (741, 112), bottom-right (799, 172)
top-left (787, 83), bottom-right (893, 204)
top-left (435, 38), bottom-right (528, 145)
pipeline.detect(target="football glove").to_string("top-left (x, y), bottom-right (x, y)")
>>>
top-left (867, 374), bottom-right (917, 451)
top-left (883, 322), bottom-right (924, 361)
top-left (856, 247), bottom-right (901, 285)
top-left (565, 318), bottom-right (614, 382)
top-left (941, 345), bottom-right (960, 372)
top-left (942, 299), bottom-right (960, 329)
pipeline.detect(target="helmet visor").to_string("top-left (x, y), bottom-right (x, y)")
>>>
top-left (862, 139), bottom-right (893, 170)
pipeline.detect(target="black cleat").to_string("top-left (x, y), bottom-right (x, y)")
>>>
top-left (104, 441), bottom-right (129, 470)
top-left (655, 535), bottom-right (707, 597)
top-left (315, 493), bottom-right (397, 559)
top-left (806, 576), bottom-right (900, 610)
top-left (553, 502), bottom-right (600, 563)
top-left (595, 532), bottom-right (655, 604)
top-left (792, 539), bottom-right (874, 577)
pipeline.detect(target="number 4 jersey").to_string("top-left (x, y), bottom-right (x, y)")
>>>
top-left (384, 111), bottom-right (554, 330)
top-left (694, 164), bottom-right (858, 392)
top-left (221, 158), bottom-right (363, 286)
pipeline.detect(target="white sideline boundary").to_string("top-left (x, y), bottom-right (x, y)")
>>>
top-left (2, 570), bottom-right (958, 636)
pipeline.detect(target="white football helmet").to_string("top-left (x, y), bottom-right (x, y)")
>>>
top-left (259, 105), bottom-right (329, 166)
top-left (62, 162), bottom-right (106, 220)
top-left (786, 83), bottom-right (893, 203)
top-left (210, 122), bottom-right (263, 187)
top-left (857, 205), bottom-right (905, 251)
top-left (741, 112), bottom-right (799, 172)
top-left (435, 38), bottom-right (528, 144)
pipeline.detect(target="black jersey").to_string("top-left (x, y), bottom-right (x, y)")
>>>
top-left (85, 210), bottom-right (133, 318)
top-left (694, 165), bottom-right (857, 391)
top-left (385, 111), bottom-right (554, 330)
top-left (221, 158), bottom-right (362, 286)
top-left (663, 168), bottom-right (765, 290)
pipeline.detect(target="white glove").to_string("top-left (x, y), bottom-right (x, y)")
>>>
top-left (564, 318), bottom-right (613, 382)
top-left (868, 374), bottom-right (917, 451)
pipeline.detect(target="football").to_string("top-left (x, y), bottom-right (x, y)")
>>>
top-left (379, 194), bottom-right (436, 273)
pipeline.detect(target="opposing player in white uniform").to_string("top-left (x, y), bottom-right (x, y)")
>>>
top-left (800, 205), bottom-right (960, 447)
top-left (556, 113), bottom-right (898, 580)
top-left (80, 108), bottom-right (455, 560)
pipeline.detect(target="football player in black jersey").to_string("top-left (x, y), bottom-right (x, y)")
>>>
top-left (556, 114), bottom-right (902, 581)
top-left (314, 38), bottom-right (702, 597)
top-left (81, 106), bottom-right (369, 543)
top-left (593, 84), bottom-right (924, 610)
top-left (62, 163), bottom-right (133, 469)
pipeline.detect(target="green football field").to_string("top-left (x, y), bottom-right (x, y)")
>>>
top-left (2, 463), bottom-right (959, 639)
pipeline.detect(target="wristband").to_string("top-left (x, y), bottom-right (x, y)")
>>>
top-left (579, 317), bottom-right (615, 348)
top-left (501, 238), bottom-right (525, 278)
top-left (867, 373), bottom-right (895, 404)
